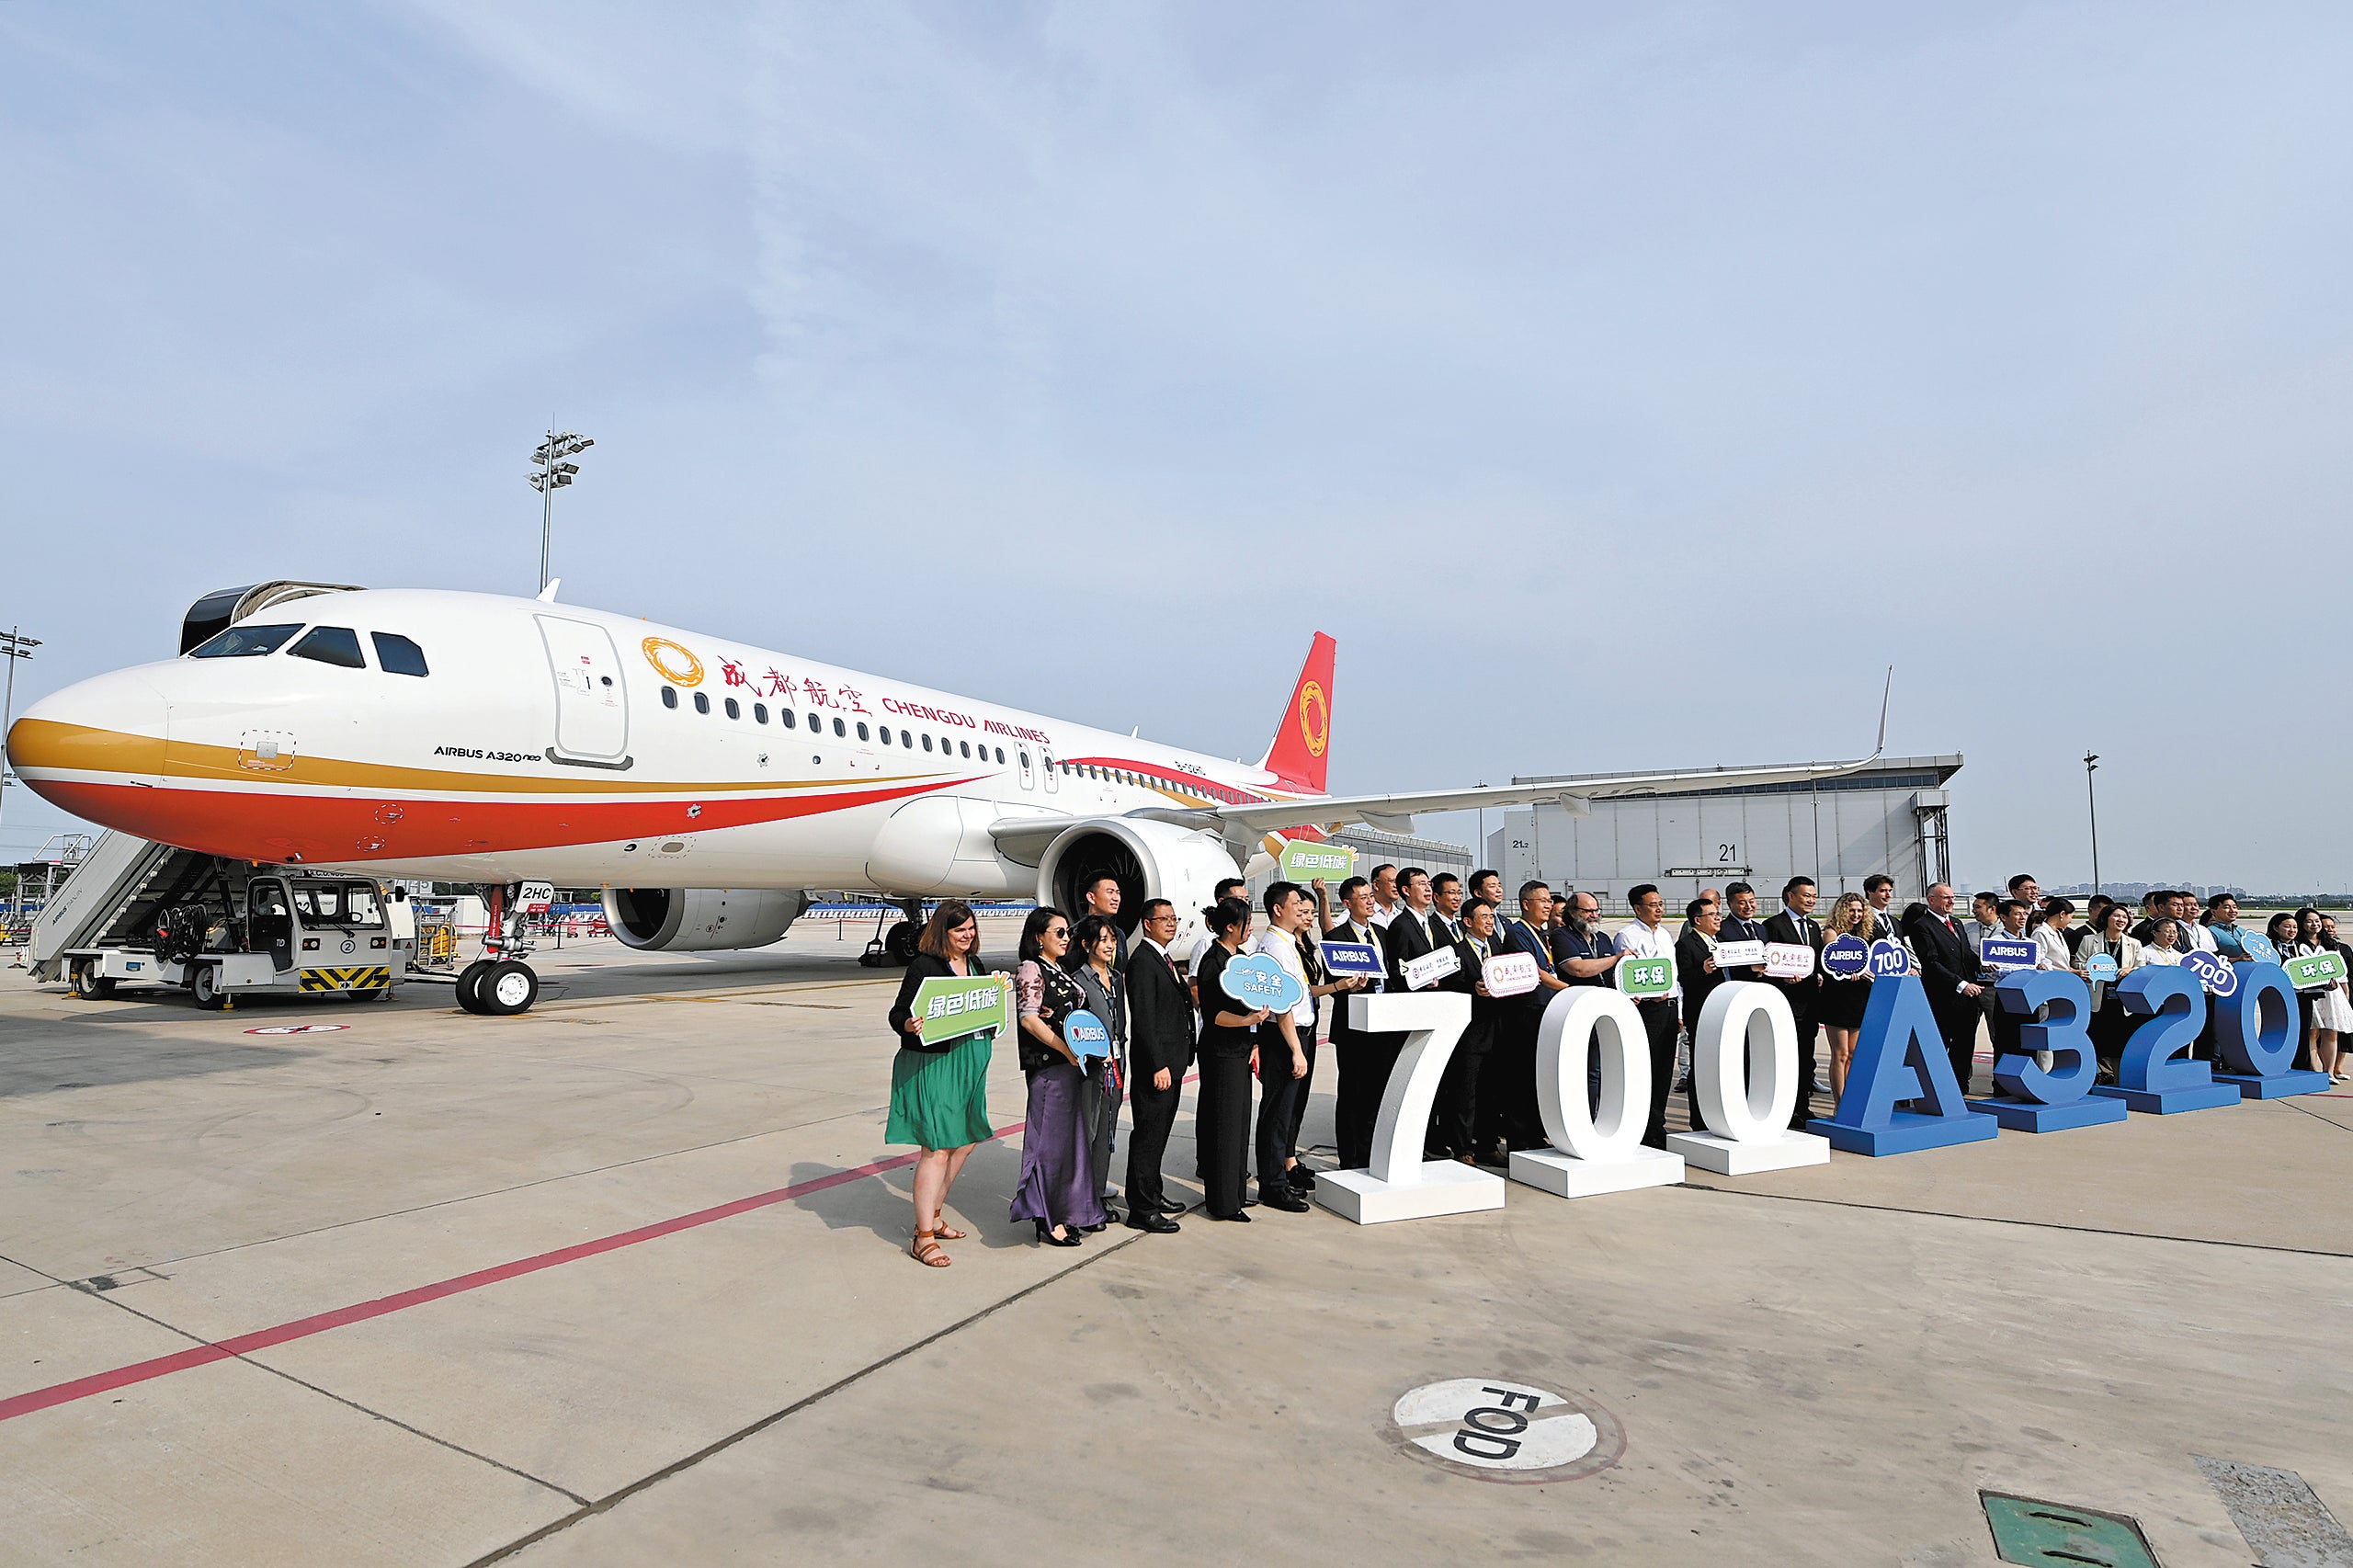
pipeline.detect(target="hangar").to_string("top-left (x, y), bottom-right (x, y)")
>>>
top-left (1485, 754), bottom-right (1961, 913)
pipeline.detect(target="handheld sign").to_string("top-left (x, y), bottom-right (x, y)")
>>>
top-left (1978, 936), bottom-right (2038, 974)
top-left (2084, 952), bottom-right (2120, 986)
top-left (1866, 938), bottom-right (1912, 979)
top-left (1322, 940), bottom-right (1384, 981)
top-left (1764, 942), bottom-right (1816, 981)
top-left (913, 973), bottom-right (1010, 1046)
top-left (2240, 933), bottom-right (2279, 964)
top-left (1063, 1007), bottom-right (1112, 1061)
top-left (1278, 839), bottom-right (1358, 884)
top-left (2284, 949), bottom-right (2349, 988)
top-left (1483, 951), bottom-right (1541, 997)
top-left (1714, 939), bottom-right (1767, 969)
top-left (1403, 946), bottom-right (1461, 991)
top-left (1820, 935), bottom-right (1870, 979)
top-left (1617, 952), bottom-right (1676, 997)
top-left (1221, 952), bottom-right (1306, 1015)
top-left (2179, 949), bottom-right (2236, 997)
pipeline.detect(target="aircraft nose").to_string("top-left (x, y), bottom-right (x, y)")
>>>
top-left (7, 668), bottom-right (172, 805)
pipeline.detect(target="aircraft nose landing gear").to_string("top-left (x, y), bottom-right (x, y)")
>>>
top-left (457, 883), bottom-right (544, 1015)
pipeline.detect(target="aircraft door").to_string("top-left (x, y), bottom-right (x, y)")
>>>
top-left (537, 617), bottom-right (631, 766)
top-left (1017, 748), bottom-right (1034, 790)
top-left (1042, 752), bottom-right (1059, 793)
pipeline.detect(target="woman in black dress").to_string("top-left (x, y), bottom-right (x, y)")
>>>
top-left (1815, 892), bottom-right (1873, 1102)
top-left (1190, 897), bottom-right (1272, 1221)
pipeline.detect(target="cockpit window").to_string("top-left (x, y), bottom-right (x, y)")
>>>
top-left (189, 623), bottom-right (302, 659)
top-left (290, 626), bottom-right (367, 669)
top-left (370, 632), bottom-right (429, 677)
top-left (290, 882), bottom-right (386, 928)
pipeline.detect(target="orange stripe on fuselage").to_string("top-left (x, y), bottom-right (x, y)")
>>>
top-left (6, 718), bottom-right (948, 798)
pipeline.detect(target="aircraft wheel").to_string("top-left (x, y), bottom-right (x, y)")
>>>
top-left (478, 960), bottom-right (540, 1016)
top-left (190, 964), bottom-right (228, 1011)
top-left (71, 964), bottom-right (117, 1001)
top-left (883, 919), bottom-right (922, 965)
top-left (455, 959), bottom-right (494, 1014)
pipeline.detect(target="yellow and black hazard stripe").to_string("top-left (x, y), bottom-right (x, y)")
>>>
top-left (299, 966), bottom-right (392, 992)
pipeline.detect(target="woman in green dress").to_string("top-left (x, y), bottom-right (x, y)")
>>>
top-left (886, 902), bottom-right (1000, 1267)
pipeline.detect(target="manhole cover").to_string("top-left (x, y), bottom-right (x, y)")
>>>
top-left (1389, 1379), bottom-right (1624, 1483)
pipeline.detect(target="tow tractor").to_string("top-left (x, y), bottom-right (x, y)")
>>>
top-left (40, 846), bottom-right (412, 1008)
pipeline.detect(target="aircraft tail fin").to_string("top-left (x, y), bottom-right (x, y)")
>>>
top-left (1258, 632), bottom-right (1335, 793)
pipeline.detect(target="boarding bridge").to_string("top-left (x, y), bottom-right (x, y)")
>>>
top-left (26, 832), bottom-right (225, 982)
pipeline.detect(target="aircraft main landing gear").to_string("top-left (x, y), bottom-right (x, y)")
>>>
top-left (860, 898), bottom-right (927, 967)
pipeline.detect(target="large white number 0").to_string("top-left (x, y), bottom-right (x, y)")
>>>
top-left (1508, 988), bottom-right (1684, 1197)
top-left (1313, 993), bottom-right (1506, 1224)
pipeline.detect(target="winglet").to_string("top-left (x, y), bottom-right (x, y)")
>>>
top-left (1258, 632), bottom-right (1336, 793)
top-left (537, 578), bottom-right (562, 603)
top-left (1875, 666), bottom-right (1893, 757)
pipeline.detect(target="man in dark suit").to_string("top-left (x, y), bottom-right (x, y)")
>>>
top-left (1324, 875), bottom-right (1400, 1171)
top-left (1676, 897), bottom-right (1726, 1137)
top-left (1120, 899), bottom-right (1191, 1232)
top-left (1904, 881), bottom-right (1987, 1092)
top-left (1384, 867), bottom-right (1447, 988)
top-left (1482, 879), bottom-right (1567, 1160)
top-left (1718, 881), bottom-right (1769, 984)
top-left (1764, 876), bottom-right (1825, 1128)
top-left (1429, 899), bottom-right (1504, 1160)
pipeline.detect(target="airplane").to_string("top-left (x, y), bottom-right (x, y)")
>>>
top-left (6, 580), bottom-right (1884, 1014)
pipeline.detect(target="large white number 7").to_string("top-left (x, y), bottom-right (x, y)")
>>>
top-left (1313, 992), bottom-right (1506, 1224)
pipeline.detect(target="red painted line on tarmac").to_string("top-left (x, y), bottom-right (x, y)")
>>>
top-left (0, 1069), bottom-right (1204, 1425)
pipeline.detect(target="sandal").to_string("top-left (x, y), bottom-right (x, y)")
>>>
top-left (910, 1228), bottom-right (951, 1267)
top-left (930, 1221), bottom-right (969, 1241)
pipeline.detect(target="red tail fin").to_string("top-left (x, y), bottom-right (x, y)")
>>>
top-left (1259, 632), bottom-right (1335, 793)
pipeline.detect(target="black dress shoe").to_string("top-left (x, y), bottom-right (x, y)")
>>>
top-left (1033, 1219), bottom-right (1081, 1247)
top-left (1124, 1210), bottom-right (1180, 1233)
top-left (1286, 1167), bottom-right (1317, 1192)
top-left (1259, 1188), bottom-right (1311, 1212)
top-left (1080, 1220), bottom-right (1108, 1233)
top-left (1208, 1209), bottom-right (1252, 1222)
top-left (1156, 1198), bottom-right (1189, 1215)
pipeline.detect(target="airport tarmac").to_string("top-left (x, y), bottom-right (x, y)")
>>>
top-left (2, 928), bottom-right (2348, 1566)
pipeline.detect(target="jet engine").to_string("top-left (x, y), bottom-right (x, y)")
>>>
top-left (1032, 818), bottom-right (1240, 941)
top-left (602, 887), bottom-right (811, 952)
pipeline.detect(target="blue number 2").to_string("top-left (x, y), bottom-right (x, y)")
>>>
top-left (2115, 966), bottom-right (2211, 1093)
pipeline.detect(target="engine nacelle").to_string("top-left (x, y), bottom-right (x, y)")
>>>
top-left (602, 887), bottom-right (811, 952)
top-left (1034, 818), bottom-right (1241, 950)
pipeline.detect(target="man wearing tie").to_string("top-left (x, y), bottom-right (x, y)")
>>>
top-left (1430, 873), bottom-right (1467, 943)
top-left (1904, 881), bottom-right (1987, 1091)
top-left (1676, 898), bottom-right (1726, 1137)
top-left (1120, 900), bottom-right (1191, 1232)
top-left (1384, 868), bottom-right (1447, 988)
top-left (1430, 899), bottom-right (1505, 1161)
top-left (1764, 876), bottom-right (1824, 1129)
top-left (1324, 876), bottom-right (1399, 1171)
top-left (1719, 881), bottom-right (1769, 984)
top-left (1482, 880), bottom-right (1568, 1161)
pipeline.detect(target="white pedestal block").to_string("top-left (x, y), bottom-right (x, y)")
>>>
top-left (1507, 1144), bottom-right (1685, 1198)
top-left (1665, 1128), bottom-right (1831, 1176)
top-left (1313, 1160), bottom-right (1506, 1224)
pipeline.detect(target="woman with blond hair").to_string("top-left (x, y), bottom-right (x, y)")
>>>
top-left (885, 902), bottom-right (1001, 1267)
top-left (1815, 892), bottom-right (1874, 1101)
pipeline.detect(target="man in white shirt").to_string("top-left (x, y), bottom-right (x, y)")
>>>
top-left (1369, 863), bottom-right (1402, 928)
top-left (1613, 883), bottom-right (1682, 1150)
top-left (2172, 891), bottom-right (2217, 953)
top-left (1248, 882), bottom-right (1324, 1210)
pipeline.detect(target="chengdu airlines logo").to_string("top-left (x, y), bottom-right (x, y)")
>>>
top-left (642, 637), bottom-right (705, 687)
top-left (1299, 679), bottom-right (1328, 758)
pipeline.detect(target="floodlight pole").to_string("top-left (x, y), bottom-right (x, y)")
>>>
top-left (0, 626), bottom-right (38, 836)
top-left (529, 426), bottom-right (593, 595)
top-left (2083, 751), bottom-right (2101, 896)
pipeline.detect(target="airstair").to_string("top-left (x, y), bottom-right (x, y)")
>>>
top-left (26, 832), bottom-right (227, 982)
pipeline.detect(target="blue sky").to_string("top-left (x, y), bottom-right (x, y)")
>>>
top-left (4, 3), bottom-right (2349, 892)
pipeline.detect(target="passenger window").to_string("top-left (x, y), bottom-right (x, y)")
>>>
top-left (922, 734), bottom-right (933, 752)
top-left (832, 717), bottom-right (846, 738)
top-left (724, 698), bottom-right (741, 720)
top-left (781, 709), bottom-right (797, 729)
top-left (960, 741), bottom-right (971, 758)
top-left (901, 730), bottom-right (912, 748)
top-left (694, 691), bottom-right (710, 715)
top-left (878, 722), bottom-right (891, 744)
top-left (370, 632), bottom-right (429, 676)
top-left (755, 703), bottom-right (768, 724)
top-left (858, 722), bottom-right (870, 742)
top-left (290, 626), bottom-right (366, 669)
top-left (1019, 751), bottom-right (1030, 768)
top-left (662, 687), bottom-right (677, 709)
top-left (189, 622), bottom-right (302, 658)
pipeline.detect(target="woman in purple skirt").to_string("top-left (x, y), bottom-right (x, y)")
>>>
top-left (1009, 906), bottom-right (1106, 1245)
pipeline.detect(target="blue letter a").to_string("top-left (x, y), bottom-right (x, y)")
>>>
top-left (1811, 974), bottom-right (1999, 1155)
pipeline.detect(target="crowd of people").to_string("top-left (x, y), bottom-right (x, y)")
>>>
top-left (881, 867), bottom-right (2353, 1265)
